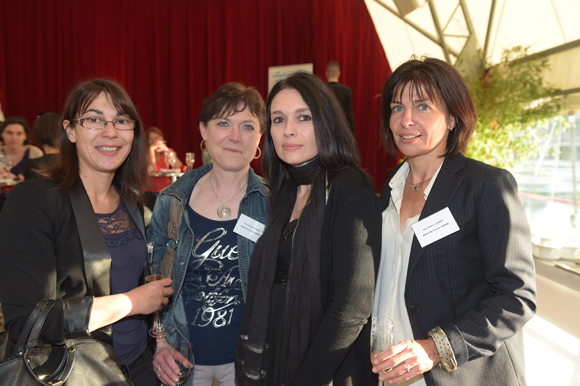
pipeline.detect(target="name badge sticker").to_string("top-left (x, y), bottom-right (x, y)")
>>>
top-left (411, 207), bottom-right (459, 248)
top-left (234, 214), bottom-right (265, 243)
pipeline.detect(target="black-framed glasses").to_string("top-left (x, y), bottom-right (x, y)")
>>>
top-left (71, 117), bottom-right (135, 131)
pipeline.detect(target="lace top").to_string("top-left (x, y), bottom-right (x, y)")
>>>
top-left (96, 200), bottom-right (143, 247)
top-left (95, 200), bottom-right (147, 366)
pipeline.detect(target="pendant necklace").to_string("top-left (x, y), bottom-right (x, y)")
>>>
top-left (406, 174), bottom-right (433, 192)
top-left (209, 171), bottom-right (247, 219)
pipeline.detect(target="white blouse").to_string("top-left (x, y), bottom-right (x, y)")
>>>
top-left (373, 161), bottom-right (443, 386)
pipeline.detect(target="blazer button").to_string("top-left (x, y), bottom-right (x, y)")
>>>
top-left (410, 304), bottom-right (420, 314)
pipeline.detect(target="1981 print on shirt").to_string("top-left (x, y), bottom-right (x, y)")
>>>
top-left (183, 207), bottom-right (243, 365)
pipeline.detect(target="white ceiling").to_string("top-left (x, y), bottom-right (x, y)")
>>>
top-left (366, 0), bottom-right (580, 67)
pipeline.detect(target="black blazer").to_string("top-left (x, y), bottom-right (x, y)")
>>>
top-left (0, 178), bottom-right (145, 345)
top-left (327, 81), bottom-right (355, 133)
top-left (380, 154), bottom-right (536, 386)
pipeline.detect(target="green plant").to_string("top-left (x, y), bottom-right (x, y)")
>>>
top-left (464, 46), bottom-right (560, 169)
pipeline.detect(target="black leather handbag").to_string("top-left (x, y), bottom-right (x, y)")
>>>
top-left (0, 299), bottom-right (133, 385)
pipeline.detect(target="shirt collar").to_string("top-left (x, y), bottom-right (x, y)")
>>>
top-left (388, 159), bottom-right (444, 202)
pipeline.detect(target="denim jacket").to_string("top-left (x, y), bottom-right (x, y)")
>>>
top-left (146, 164), bottom-right (268, 376)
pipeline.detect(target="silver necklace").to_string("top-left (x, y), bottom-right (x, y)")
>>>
top-left (209, 171), bottom-right (247, 219)
top-left (406, 175), bottom-right (433, 192)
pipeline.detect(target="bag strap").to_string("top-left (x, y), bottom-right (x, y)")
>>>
top-left (161, 196), bottom-right (183, 279)
top-left (12, 299), bottom-right (51, 355)
top-left (25, 300), bottom-right (57, 347)
top-left (68, 178), bottom-right (112, 297)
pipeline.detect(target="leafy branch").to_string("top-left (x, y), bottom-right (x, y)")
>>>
top-left (464, 46), bottom-right (561, 169)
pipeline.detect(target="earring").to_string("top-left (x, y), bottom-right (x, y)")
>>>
top-left (200, 139), bottom-right (208, 152)
top-left (254, 146), bottom-right (262, 160)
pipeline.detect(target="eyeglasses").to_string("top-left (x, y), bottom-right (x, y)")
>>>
top-left (71, 117), bottom-right (135, 131)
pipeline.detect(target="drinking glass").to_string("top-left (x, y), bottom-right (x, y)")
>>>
top-left (170, 334), bottom-right (193, 385)
top-left (185, 152), bottom-right (195, 171)
top-left (144, 260), bottom-right (174, 338)
top-left (371, 316), bottom-right (394, 385)
top-left (165, 151), bottom-right (177, 170)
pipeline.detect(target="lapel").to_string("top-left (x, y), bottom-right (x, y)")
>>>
top-left (405, 154), bottom-right (466, 287)
top-left (68, 178), bottom-right (112, 298)
top-left (120, 189), bottom-right (145, 239)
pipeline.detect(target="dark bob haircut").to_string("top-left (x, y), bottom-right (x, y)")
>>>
top-left (198, 82), bottom-right (266, 133)
top-left (33, 112), bottom-right (61, 148)
top-left (0, 116), bottom-right (32, 145)
top-left (263, 71), bottom-right (366, 204)
top-left (381, 56), bottom-right (477, 157)
top-left (40, 78), bottom-right (147, 204)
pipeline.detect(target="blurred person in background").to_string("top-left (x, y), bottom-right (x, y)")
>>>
top-left (145, 126), bottom-right (183, 210)
top-left (0, 116), bottom-right (43, 210)
top-left (23, 112), bottom-right (61, 179)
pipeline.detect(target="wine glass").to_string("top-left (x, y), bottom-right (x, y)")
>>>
top-left (165, 151), bottom-right (177, 170)
top-left (144, 259), bottom-right (174, 338)
top-left (371, 316), bottom-right (394, 385)
top-left (185, 152), bottom-right (195, 171)
top-left (170, 334), bottom-right (194, 385)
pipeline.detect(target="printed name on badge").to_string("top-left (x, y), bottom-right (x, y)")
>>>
top-left (411, 207), bottom-right (459, 248)
top-left (234, 214), bottom-right (265, 242)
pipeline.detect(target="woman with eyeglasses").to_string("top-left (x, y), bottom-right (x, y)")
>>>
top-left (0, 78), bottom-right (172, 385)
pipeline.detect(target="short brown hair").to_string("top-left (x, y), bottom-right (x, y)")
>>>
top-left (33, 112), bottom-right (61, 148)
top-left (381, 56), bottom-right (477, 157)
top-left (198, 83), bottom-right (266, 133)
top-left (0, 116), bottom-right (31, 145)
top-left (326, 61), bottom-right (340, 77)
top-left (41, 78), bottom-right (147, 204)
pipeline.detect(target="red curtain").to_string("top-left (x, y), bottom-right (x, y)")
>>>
top-left (0, 0), bottom-right (397, 190)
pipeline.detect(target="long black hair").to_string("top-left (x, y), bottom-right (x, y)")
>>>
top-left (263, 71), bottom-right (367, 206)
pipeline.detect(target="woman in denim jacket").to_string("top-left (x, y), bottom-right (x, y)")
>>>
top-left (147, 83), bottom-right (268, 386)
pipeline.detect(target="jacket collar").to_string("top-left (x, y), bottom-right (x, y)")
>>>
top-left (380, 154), bottom-right (467, 286)
top-left (407, 154), bottom-right (465, 286)
top-left (161, 164), bottom-right (268, 204)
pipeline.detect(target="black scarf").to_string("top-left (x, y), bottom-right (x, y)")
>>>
top-left (236, 157), bottom-right (327, 385)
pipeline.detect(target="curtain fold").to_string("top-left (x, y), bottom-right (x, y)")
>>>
top-left (0, 0), bottom-right (397, 189)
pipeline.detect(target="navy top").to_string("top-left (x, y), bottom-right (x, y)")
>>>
top-left (97, 200), bottom-right (148, 366)
top-left (183, 206), bottom-right (244, 365)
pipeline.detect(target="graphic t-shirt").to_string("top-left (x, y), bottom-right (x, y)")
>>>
top-left (183, 205), bottom-right (244, 365)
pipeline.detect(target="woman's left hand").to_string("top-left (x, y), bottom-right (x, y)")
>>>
top-left (372, 339), bottom-right (440, 384)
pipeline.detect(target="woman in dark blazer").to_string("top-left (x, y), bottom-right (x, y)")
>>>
top-left (0, 79), bottom-right (172, 385)
top-left (370, 57), bottom-right (537, 386)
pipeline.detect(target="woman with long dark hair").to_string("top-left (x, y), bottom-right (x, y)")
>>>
top-left (236, 72), bottom-right (381, 386)
top-left (0, 78), bottom-right (173, 385)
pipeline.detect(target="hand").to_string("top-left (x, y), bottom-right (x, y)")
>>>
top-left (126, 277), bottom-right (173, 315)
top-left (372, 339), bottom-right (440, 384)
top-left (152, 139), bottom-right (169, 153)
top-left (153, 338), bottom-right (193, 386)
